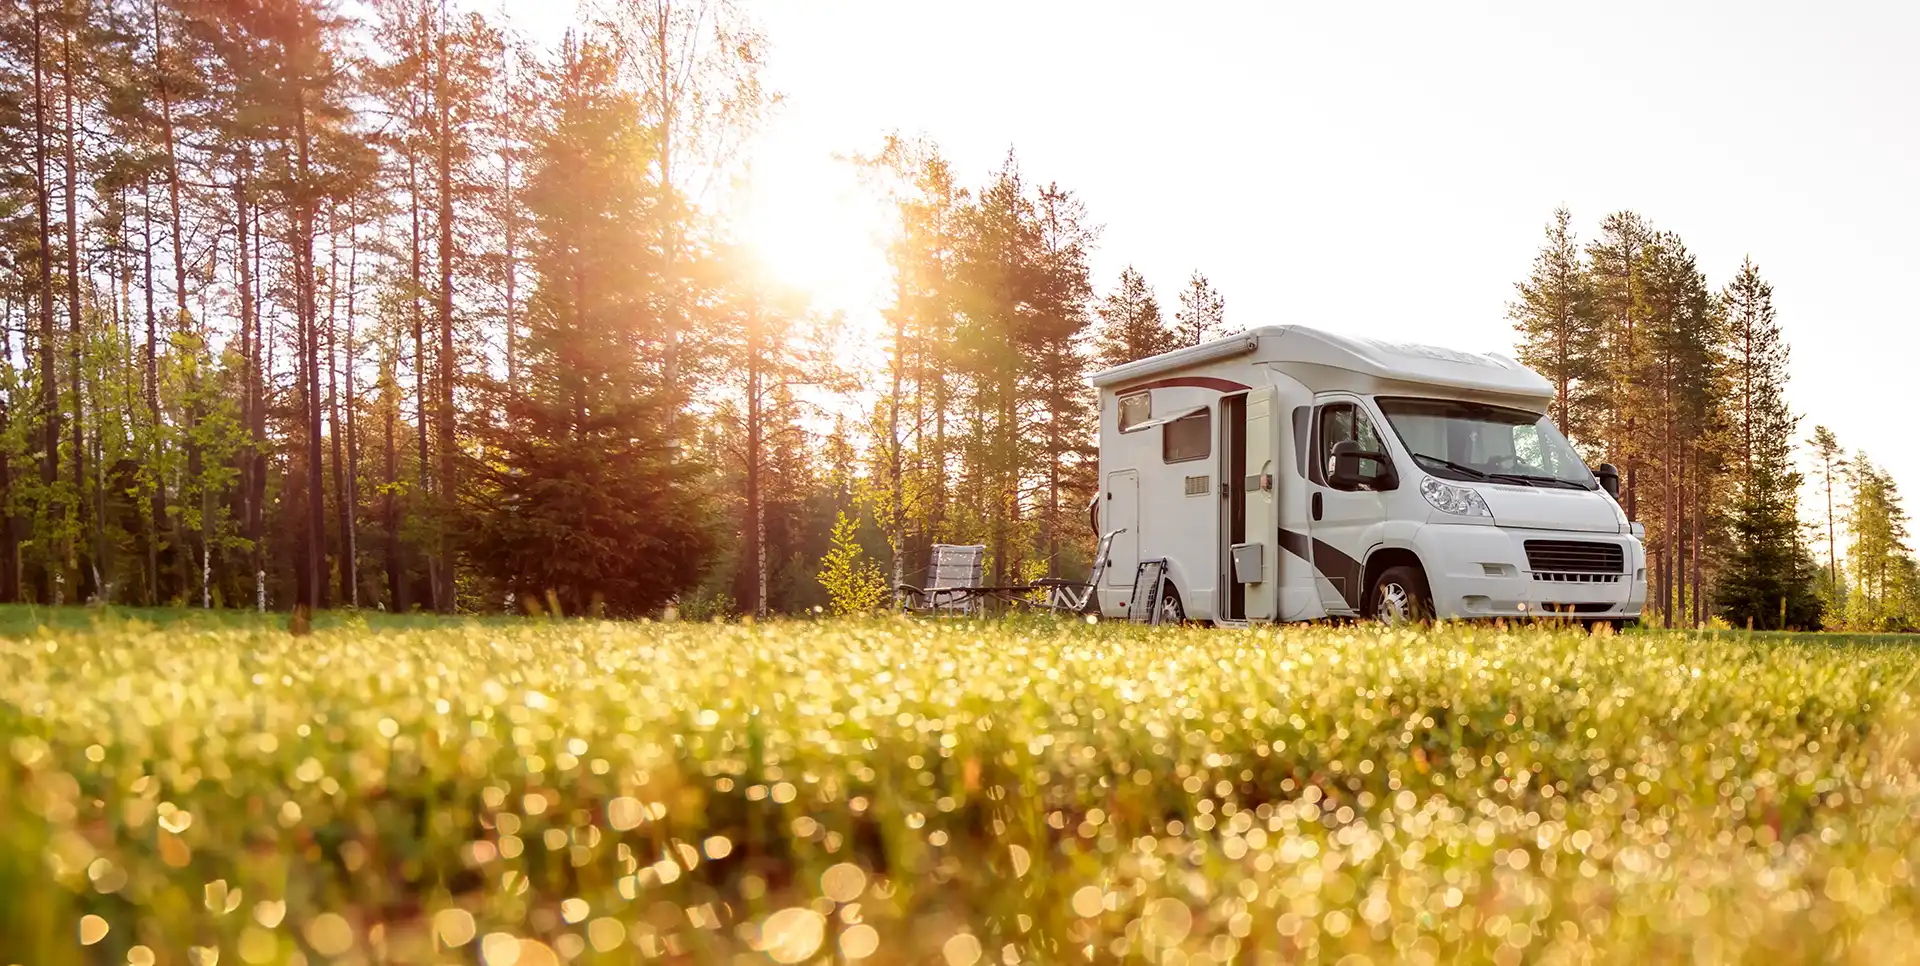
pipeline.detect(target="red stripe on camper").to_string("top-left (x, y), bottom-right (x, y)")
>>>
top-left (1117, 376), bottom-right (1251, 394)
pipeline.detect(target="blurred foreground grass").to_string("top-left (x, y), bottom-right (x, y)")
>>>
top-left (6, 610), bottom-right (1920, 965)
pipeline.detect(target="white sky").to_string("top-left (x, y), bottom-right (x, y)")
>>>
top-left (509, 0), bottom-right (1920, 516)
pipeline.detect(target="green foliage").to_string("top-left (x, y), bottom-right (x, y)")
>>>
top-left (1510, 207), bottom-right (1605, 451)
top-left (817, 510), bottom-right (887, 614)
top-left (1172, 269), bottom-right (1228, 347)
top-left (1093, 264), bottom-right (1176, 368)
top-left (1845, 456), bottom-right (1917, 631)
top-left (677, 587), bottom-right (736, 622)
top-left (463, 37), bottom-right (718, 617)
top-left (9, 615), bottom-right (1920, 962)
top-left (468, 427), bottom-right (716, 618)
top-left (1716, 259), bottom-right (1822, 629)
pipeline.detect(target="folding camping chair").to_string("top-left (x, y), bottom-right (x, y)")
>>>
top-left (895, 544), bottom-right (988, 616)
top-left (1032, 528), bottom-right (1127, 615)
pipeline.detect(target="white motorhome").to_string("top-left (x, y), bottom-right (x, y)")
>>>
top-left (1090, 325), bottom-right (1647, 625)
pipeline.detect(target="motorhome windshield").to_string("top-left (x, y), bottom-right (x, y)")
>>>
top-left (1375, 397), bottom-right (1596, 490)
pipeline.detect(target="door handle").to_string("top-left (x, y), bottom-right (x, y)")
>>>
top-left (1312, 492), bottom-right (1323, 521)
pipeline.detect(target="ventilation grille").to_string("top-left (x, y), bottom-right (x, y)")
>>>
top-left (1524, 540), bottom-right (1624, 574)
top-left (1184, 475), bottom-right (1210, 497)
top-left (1536, 602), bottom-right (1617, 615)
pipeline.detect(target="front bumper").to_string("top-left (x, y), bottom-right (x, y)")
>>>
top-left (1413, 524), bottom-right (1646, 620)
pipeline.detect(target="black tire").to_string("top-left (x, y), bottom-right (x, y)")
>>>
top-left (1583, 618), bottom-right (1638, 634)
top-left (1368, 565), bottom-right (1433, 625)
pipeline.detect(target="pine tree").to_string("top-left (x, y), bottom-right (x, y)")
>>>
top-left (1714, 260), bottom-right (1819, 628)
top-left (1172, 270), bottom-right (1226, 347)
top-left (1845, 455), bottom-right (1913, 630)
top-left (860, 133), bottom-right (963, 596)
top-left (465, 33), bottom-right (715, 617)
top-left (1586, 211), bottom-right (1652, 519)
top-left (952, 155), bottom-right (1036, 586)
top-left (1509, 208), bottom-right (1603, 450)
top-left (1093, 266), bottom-right (1174, 368)
top-left (705, 249), bottom-right (844, 619)
top-left (1633, 231), bottom-right (1722, 625)
top-left (1029, 183), bottom-right (1096, 578)
top-left (1806, 425), bottom-right (1847, 592)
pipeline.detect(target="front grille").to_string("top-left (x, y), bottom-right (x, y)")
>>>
top-left (1524, 540), bottom-right (1624, 574)
top-left (1532, 572), bottom-right (1621, 584)
top-left (1537, 602), bottom-right (1617, 615)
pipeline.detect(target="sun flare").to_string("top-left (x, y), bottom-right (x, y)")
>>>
top-left (731, 135), bottom-right (897, 369)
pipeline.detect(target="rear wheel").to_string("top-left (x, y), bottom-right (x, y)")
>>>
top-left (1369, 565), bottom-right (1432, 625)
top-left (1157, 583), bottom-right (1186, 625)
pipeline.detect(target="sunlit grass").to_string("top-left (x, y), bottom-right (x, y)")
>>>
top-left (6, 611), bottom-right (1920, 964)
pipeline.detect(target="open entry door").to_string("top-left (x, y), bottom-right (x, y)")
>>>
top-left (1238, 387), bottom-right (1278, 620)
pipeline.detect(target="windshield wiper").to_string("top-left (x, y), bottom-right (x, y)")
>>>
top-left (1489, 472), bottom-right (1587, 490)
top-left (1412, 453), bottom-right (1492, 480)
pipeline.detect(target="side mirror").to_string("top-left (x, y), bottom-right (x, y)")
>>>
top-left (1594, 462), bottom-right (1620, 499)
top-left (1330, 439), bottom-right (1390, 490)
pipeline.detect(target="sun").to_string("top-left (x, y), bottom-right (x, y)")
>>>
top-left (729, 133), bottom-right (897, 369)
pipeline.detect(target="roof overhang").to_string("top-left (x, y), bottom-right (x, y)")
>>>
top-left (1090, 335), bottom-right (1260, 389)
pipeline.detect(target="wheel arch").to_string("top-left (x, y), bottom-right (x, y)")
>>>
top-left (1363, 545), bottom-right (1428, 607)
top-left (1155, 558), bottom-right (1197, 620)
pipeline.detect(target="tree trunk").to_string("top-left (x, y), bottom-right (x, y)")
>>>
top-left (887, 281), bottom-right (905, 592)
top-left (0, 291), bottom-right (17, 603)
top-left (1690, 449), bottom-right (1703, 627)
top-left (653, 7), bottom-right (683, 437)
top-left (1825, 460), bottom-right (1836, 589)
top-left (384, 335), bottom-right (403, 612)
top-left (1664, 383), bottom-right (1677, 625)
top-left (61, 18), bottom-right (91, 599)
top-left (140, 178), bottom-right (160, 602)
top-left (746, 320), bottom-right (764, 618)
top-left (327, 206), bottom-right (351, 606)
top-left (155, 0), bottom-right (196, 599)
top-left (296, 76), bottom-right (326, 610)
top-left (344, 200), bottom-right (361, 608)
top-left (31, 0), bottom-right (60, 602)
top-left (435, 16), bottom-right (458, 613)
top-left (234, 151), bottom-right (264, 609)
top-left (409, 151), bottom-right (431, 609)
top-left (503, 151), bottom-right (517, 407)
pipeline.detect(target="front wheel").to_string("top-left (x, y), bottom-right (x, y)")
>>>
top-left (1369, 565), bottom-right (1432, 625)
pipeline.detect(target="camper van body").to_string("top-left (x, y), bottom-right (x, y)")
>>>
top-left (1091, 325), bottom-right (1647, 624)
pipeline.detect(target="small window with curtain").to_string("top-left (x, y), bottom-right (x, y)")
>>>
top-left (1118, 392), bottom-right (1151, 432)
top-left (1163, 409), bottom-right (1211, 463)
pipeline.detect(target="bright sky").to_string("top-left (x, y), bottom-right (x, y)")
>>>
top-left (512, 0), bottom-right (1920, 513)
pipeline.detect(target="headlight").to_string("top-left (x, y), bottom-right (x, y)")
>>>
top-left (1420, 476), bottom-right (1492, 518)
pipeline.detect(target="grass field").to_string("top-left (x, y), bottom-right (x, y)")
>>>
top-left (6, 611), bottom-right (1920, 965)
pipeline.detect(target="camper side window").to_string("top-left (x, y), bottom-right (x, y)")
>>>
top-left (1118, 392), bottom-right (1151, 432)
top-left (1163, 410), bottom-right (1211, 463)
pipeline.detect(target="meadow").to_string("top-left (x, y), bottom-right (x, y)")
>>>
top-left (6, 611), bottom-right (1920, 966)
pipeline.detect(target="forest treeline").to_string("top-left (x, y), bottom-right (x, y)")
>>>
top-left (1, 0), bottom-right (1912, 626)
top-left (0, 0), bottom-right (1228, 618)
top-left (1511, 209), bottom-right (1914, 630)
